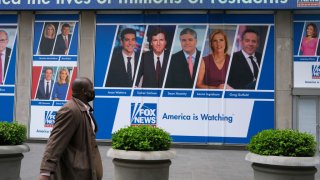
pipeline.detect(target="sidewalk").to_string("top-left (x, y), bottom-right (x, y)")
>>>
top-left (21, 143), bottom-right (320, 180)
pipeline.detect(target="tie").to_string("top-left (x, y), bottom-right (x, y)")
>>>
top-left (0, 53), bottom-right (2, 84)
top-left (249, 56), bottom-right (258, 80)
top-left (45, 81), bottom-right (50, 99)
top-left (127, 57), bottom-right (132, 84)
top-left (156, 57), bottom-right (161, 86)
top-left (188, 55), bottom-right (193, 77)
top-left (64, 36), bottom-right (68, 48)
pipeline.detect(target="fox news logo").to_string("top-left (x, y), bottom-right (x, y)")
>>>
top-left (44, 111), bottom-right (56, 127)
top-left (312, 65), bottom-right (320, 79)
top-left (297, 0), bottom-right (320, 7)
top-left (131, 103), bottom-right (157, 126)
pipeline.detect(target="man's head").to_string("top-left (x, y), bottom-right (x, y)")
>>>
top-left (120, 28), bottom-right (137, 56)
top-left (241, 29), bottom-right (259, 55)
top-left (61, 23), bottom-right (70, 36)
top-left (44, 68), bottom-right (53, 81)
top-left (149, 27), bottom-right (167, 56)
top-left (72, 77), bottom-right (95, 103)
top-left (179, 28), bottom-right (197, 55)
top-left (0, 30), bottom-right (9, 53)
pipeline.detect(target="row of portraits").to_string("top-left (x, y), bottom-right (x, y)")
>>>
top-left (35, 22), bottom-right (76, 55)
top-left (104, 24), bottom-right (269, 90)
top-left (33, 66), bottom-right (74, 100)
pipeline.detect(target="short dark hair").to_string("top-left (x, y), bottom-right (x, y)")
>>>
top-left (148, 27), bottom-right (167, 49)
top-left (45, 67), bottom-right (53, 73)
top-left (180, 28), bottom-right (197, 40)
top-left (61, 23), bottom-right (70, 30)
top-left (148, 27), bottom-right (167, 42)
top-left (241, 29), bottom-right (259, 41)
top-left (120, 28), bottom-right (136, 41)
top-left (72, 77), bottom-right (92, 94)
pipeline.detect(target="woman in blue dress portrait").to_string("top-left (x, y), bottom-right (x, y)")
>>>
top-left (51, 68), bottom-right (70, 100)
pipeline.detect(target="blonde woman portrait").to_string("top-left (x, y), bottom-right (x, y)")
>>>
top-left (39, 23), bottom-right (57, 55)
top-left (51, 68), bottom-right (70, 100)
top-left (197, 29), bottom-right (230, 89)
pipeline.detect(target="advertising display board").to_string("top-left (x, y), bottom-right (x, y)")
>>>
top-left (94, 14), bottom-right (275, 144)
top-left (0, 1), bottom-right (318, 10)
top-left (294, 15), bottom-right (320, 88)
top-left (30, 14), bottom-right (78, 138)
top-left (0, 15), bottom-right (18, 123)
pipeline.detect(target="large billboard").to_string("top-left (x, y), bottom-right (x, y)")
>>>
top-left (30, 14), bottom-right (79, 138)
top-left (0, 1), bottom-right (318, 10)
top-left (0, 15), bottom-right (18, 123)
top-left (94, 14), bottom-right (275, 144)
top-left (294, 15), bottom-right (320, 88)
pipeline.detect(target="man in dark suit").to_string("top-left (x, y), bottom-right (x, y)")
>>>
top-left (227, 29), bottom-right (262, 89)
top-left (39, 77), bottom-right (103, 180)
top-left (165, 28), bottom-right (201, 88)
top-left (136, 27), bottom-right (170, 88)
top-left (36, 67), bottom-right (54, 99)
top-left (0, 30), bottom-right (11, 85)
top-left (53, 23), bottom-right (71, 55)
top-left (105, 28), bottom-right (139, 87)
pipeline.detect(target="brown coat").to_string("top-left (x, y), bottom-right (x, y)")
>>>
top-left (40, 98), bottom-right (103, 180)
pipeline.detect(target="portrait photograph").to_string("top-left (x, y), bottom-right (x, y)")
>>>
top-left (196, 25), bottom-right (237, 90)
top-left (37, 22), bottom-right (59, 55)
top-left (164, 25), bottom-right (207, 89)
top-left (227, 25), bottom-right (269, 90)
top-left (104, 25), bottom-right (146, 88)
top-left (53, 22), bottom-right (76, 55)
top-left (51, 66), bottom-right (73, 100)
top-left (135, 25), bottom-right (176, 88)
top-left (34, 66), bottom-right (58, 100)
top-left (0, 26), bottom-right (17, 85)
top-left (298, 22), bottom-right (320, 56)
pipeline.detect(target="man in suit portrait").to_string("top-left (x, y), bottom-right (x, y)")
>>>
top-left (36, 67), bottom-right (54, 100)
top-left (136, 27), bottom-right (170, 88)
top-left (227, 29), bottom-right (262, 89)
top-left (165, 28), bottom-right (201, 88)
top-left (53, 23), bottom-right (71, 55)
top-left (105, 28), bottom-right (139, 87)
top-left (0, 30), bottom-right (11, 85)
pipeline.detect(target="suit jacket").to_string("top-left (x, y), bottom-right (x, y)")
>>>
top-left (1, 47), bottom-right (11, 83)
top-left (36, 79), bottom-right (54, 99)
top-left (227, 51), bottom-right (262, 89)
top-left (53, 34), bottom-right (71, 55)
top-left (136, 50), bottom-right (169, 88)
top-left (40, 98), bottom-right (103, 180)
top-left (165, 50), bottom-right (201, 88)
top-left (105, 48), bottom-right (139, 87)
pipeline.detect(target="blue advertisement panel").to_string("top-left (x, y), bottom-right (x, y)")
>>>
top-left (94, 14), bottom-right (275, 144)
top-left (0, 15), bottom-right (17, 123)
top-left (293, 15), bottom-right (320, 88)
top-left (0, 1), bottom-right (318, 10)
top-left (29, 14), bottom-right (79, 138)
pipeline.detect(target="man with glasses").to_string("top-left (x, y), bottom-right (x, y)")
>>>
top-left (0, 30), bottom-right (11, 85)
